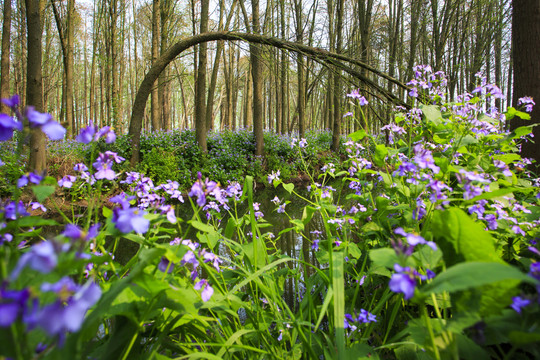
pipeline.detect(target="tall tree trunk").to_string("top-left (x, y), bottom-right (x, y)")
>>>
top-left (1, 0), bottom-right (12, 114)
top-left (195, 0), bottom-right (209, 151)
top-left (251, 0), bottom-right (264, 156)
top-left (26, 0), bottom-right (46, 172)
top-left (159, 0), bottom-right (171, 130)
top-left (511, 0), bottom-right (540, 168)
top-left (151, 0), bottom-right (160, 131)
top-left (331, 0), bottom-right (344, 151)
top-left (294, 0), bottom-right (305, 137)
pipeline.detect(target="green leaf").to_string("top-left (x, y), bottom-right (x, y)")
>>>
top-left (421, 262), bottom-right (536, 295)
top-left (12, 216), bottom-right (58, 227)
top-left (348, 129), bottom-right (368, 141)
top-left (347, 243), bottom-right (362, 260)
top-left (302, 206), bottom-right (317, 225)
top-left (190, 220), bottom-right (215, 233)
top-left (373, 144), bottom-right (388, 168)
top-left (430, 208), bottom-right (523, 315)
top-left (369, 248), bottom-right (399, 269)
top-left (31, 185), bottom-right (56, 203)
top-left (332, 251), bottom-right (346, 357)
top-left (290, 219), bottom-right (304, 232)
top-left (102, 206), bottom-right (112, 218)
top-left (458, 134), bottom-right (478, 147)
top-left (421, 105), bottom-right (443, 125)
top-left (283, 182), bottom-right (294, 194)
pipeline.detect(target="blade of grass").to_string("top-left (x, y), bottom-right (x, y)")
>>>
top-left (333, 251), bottom-right (345, 359)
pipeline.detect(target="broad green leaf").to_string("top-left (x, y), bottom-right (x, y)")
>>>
top-left (302, 206), bottom-right (317, 225)
top-left (283, 182), bottom-right (294, 194)
top-left (102, 206), bottom-right (112, 218)
top-left (348, 129), bottom-right (368, 141)
top-left (421, 262), bottom-right (536, 295)
top-left (31, 185), bottom-right (56, 203)
top-left (431, 208), bottom-right (501, 265)
top-left (431, 208), bottom-right (522, 314)
top-left (369, 248), bottom-right (399, 269)
top-left (373, 144), bottom-right (388, 168)
top-left (458, 134), bottom-right (478, 147)
top-left (347, 243), bottom-right (362, 259)
top-left (421, 105), bottom-right (443, 125)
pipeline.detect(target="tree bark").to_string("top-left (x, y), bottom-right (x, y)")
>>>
top-left (250, 0), bottom-right (264, 156)
top-left (195, 0), bottom-right (209, 151)
top-left (1, 0), bottom-right (12, 114)
top-left (26, 0), bottom-right (46, 172)
top-left (511, 0), bottom-right (540, 169)
top-left (151, 0), bottom-right (161, 131)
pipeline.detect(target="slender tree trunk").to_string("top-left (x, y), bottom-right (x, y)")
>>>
top-left (26, 0), bottom-right (46, 172)
top-left (151, 0), bottom-right (160, 131)
top-left (1, 0), bottom-right (12, 114)
top-left (250, 0), bottom-right (264, 156)
top-left (294, 0), bottom-right (305, 138)
top-left (195, 0), bottom-right (209, 151)
top-left (331, 0), bottom-right (344, 151)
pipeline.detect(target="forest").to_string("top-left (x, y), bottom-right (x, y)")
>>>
top-left (0, 0), bottom-right (539, 359)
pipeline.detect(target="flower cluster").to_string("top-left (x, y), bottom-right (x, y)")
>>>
top-left (344, 309), bottom-right (377, 333)
top-left (0, 239), bottom-right (101, 341)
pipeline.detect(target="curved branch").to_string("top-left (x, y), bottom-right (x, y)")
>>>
top-left (128, 31), bottom-right (409, 165)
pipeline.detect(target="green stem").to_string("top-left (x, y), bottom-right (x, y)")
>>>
top-left (422, 303), bottom-right (441, 360)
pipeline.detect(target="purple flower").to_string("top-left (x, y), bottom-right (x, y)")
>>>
top-left (194, 279), bottom-right (214, 302)
top-left (26, 107), bottom-right (65, 140)
top-left (10, 241), bottom-right (58, 280)
top-left (413, 144), bottom-right (439, 173)
top-left (518, 96), bottom-right (535, 112)
top-left (389, 265), bottom-right (417, 300)
top-left (3, 200), bottom-right (30, 220)
top-left (58, 175), bottom-right (77, 188)
top-left (0, 287), bottom-right (30, 327)
top-left (299, 138), bottom-right (307, 148)
top-left (357, 309), bottom-right (377, 324)
top-left (202, 251), bottom-right (223, 272)
top-left (96, 126), bottom-right (116, 143)
top-left (36, 279), bottom-right (101, 336)
top-left (158, 257), bottom-right (174, 273)
top-left (30, 202), bottom-right (46, 212)
top-left (189, 172), bottom-right (218, 207)
top-left (271, 196), bottom-right (281, 205)
top-left (112, 206), bottom-right (149, 234)
top-left (93, 152), bottom-right (124, 180)
top-left (511, 296), bottom-right (530, 314)
top-left (2, 94), bottom-right (20, 109)
top-left (17, 172), bottom-right (43, 188)
top-left (0, 113), bottom-right (23, 141)
top-left (62, 223), bottom-right (99, 242)
top-left (394, 227), bottom-right (437, 251)
top-left (277, 203), bottom-right (287, 213)
top-left (76, 123), bottom-right (97, 143)
top-left (73, 163), bottom-right (88, 172)
top-left (347, 89), bottom-right (368, 105)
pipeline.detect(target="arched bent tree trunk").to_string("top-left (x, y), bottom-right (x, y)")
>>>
top-left (127, 31), bottom-right (409, 166)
